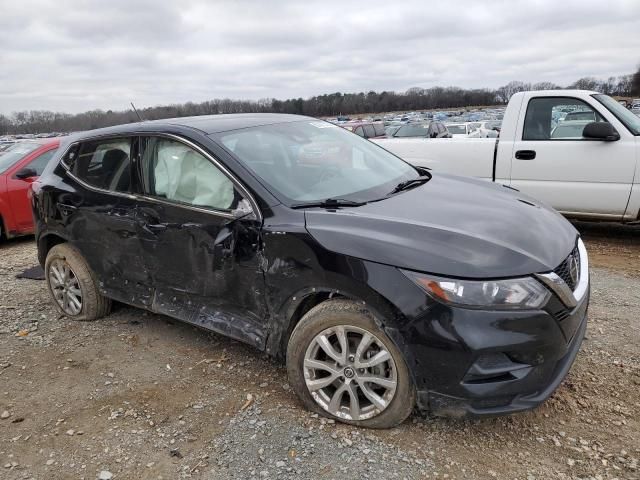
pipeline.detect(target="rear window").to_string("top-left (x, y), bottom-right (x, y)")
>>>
top-left (0, 142), bottom-right (41, 174)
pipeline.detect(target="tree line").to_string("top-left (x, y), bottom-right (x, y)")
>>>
top-left (1, 71), bottom-right (639, 135)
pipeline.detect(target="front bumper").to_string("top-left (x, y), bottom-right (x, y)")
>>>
top-left (404, 287), bottom-right (589, 418)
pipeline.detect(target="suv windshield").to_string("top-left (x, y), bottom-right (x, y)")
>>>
top-left (593, 94), bottom-right (640, 135)
top-left (214, 120), bottom-right (418, 204)
top-left (0, 142), bottom-right (41, 174)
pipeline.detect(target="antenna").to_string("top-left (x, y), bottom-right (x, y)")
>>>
top-left (130, 102), bottom-right (145, 121)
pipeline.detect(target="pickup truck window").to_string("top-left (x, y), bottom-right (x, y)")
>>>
top-left (594, 94), bottom-right (640, 135)
top-left (523, 97), bottom-right (605, 140)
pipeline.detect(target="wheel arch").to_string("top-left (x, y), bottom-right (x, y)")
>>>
top-left (37, 231), bottom-right (70, 267)
top-left (268, 284), bottom-right (415, 373)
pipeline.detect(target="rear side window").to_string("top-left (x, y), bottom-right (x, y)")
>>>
top-left (373, 123), bottom-right (386, 136)
top-left (140, 137), bottom-right (237, 211)
top-left (523, 97), bottom-right (606, 140)
top-left (71, 139), bottom-right (132, 192)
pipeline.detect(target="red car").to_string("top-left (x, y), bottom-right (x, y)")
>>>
top-left (0, 139), bottom-right (59, 239)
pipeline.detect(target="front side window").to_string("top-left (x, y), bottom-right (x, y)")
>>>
top-left (27, 148), bottom-right (57, 176)
top-left (523, 97), bottom-right (606, 140)
top-left (72, 138), bottom-right (132, 192)
top-left (140, 137), bottom-right (236, 211)
top-left (214, 120), bottom-right (418, 204)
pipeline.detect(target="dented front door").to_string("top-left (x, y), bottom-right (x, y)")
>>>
top-left (135, 135), bottom-right (268, 348)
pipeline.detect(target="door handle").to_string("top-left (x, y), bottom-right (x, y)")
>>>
top-left (515, 150), bottom-right (536, 160)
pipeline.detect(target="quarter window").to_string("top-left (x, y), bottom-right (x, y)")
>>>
top-left (523, 97), bottom-right (606, 140)
top-left (140, 137), bottom-right (236, 211)
top-left (72, 139), bottom-right (132, 192)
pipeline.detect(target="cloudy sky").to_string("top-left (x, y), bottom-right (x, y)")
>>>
top-left (1, 0), bottom-right (639, 114)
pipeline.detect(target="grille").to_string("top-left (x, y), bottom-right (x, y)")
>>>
top-left (553, 245), bottom-right (580, 291)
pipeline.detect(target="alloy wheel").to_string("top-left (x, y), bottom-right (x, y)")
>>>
top-left (303, 325), bottom-right (397, 421)
top-left (48, 259), bottom-right (83, 316)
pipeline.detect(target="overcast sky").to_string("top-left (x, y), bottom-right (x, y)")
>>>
top-left (1, 0), bottom-right (639, 114)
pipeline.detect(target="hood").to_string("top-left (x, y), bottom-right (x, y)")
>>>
top-left (304, 174), bottom-right (577, 278)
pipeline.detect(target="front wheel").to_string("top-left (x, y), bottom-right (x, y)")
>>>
top-left (287, 300), bottom-right (415, 428)
top-left (45, 243), bottom-right (111, 321)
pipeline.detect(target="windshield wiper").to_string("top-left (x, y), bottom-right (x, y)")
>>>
top-left (290, 198), bottom-right (367, 209)
top-left (390, 175), bottom-right (431, 194)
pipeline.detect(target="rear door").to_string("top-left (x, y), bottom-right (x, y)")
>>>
top-left (61, 136), bottom-right (149, 303)
top-left (509, 95), bottom-right (636, 218)
top-left (134, 135), bottom-right (267, 347)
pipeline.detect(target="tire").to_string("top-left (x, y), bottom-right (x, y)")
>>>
top-left (287, 299), bottom-right (415, 428)
top-left (45, 243), bottom-right (111, 321)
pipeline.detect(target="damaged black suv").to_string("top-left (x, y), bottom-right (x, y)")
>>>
top-left (32, 114), bottom-right (589, 428)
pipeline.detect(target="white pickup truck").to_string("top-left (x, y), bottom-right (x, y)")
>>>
top-left (373, 90), bottom-right (640, 222)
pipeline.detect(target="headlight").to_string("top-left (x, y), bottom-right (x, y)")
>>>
top-left (401, 270), bottom-right (550, 310)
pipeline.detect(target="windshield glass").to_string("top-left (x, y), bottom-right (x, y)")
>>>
top-left (447, 125), bottom-right (467, 134)
top-left (0, 142), bottom-right (41, 174)
top-left (215, 120), bottom-right (418, 204)
top-left (593, 94), bottom-right (640, 135)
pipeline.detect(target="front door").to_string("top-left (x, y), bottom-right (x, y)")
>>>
top-left (135, 135), bottom-right (267, 348)
top-left (509, 95), bottom-right (636, 218)
top-left (7, 146), bottom-right (57, 231)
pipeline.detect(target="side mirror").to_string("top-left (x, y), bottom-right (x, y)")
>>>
top-left (15, 167), bottom-right (38, 180)
top-left (583, 122), bottom-right (620, 141)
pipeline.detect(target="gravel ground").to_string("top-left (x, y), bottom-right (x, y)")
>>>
top-left (0, 224), bottom-right (639, 480)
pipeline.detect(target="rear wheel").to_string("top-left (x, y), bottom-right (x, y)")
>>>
top-left (45, 243), bottom-right (111, 321)
top-left (287, 300), bottom-right (415, 428)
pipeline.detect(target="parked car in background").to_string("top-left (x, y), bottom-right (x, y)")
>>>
top-left (563, 110), bottom-right (597, 122)
top-left (445, 123), bottom-right (477, 138)
top-left (0, 139), bottom-right (58, 239)
top-left (392, 122), bottom-right (450, 138)
top-left (550, 120), bottom-right (592, 139)
top-left (468, 120), bottom-right (501, 138)
top-left (373, 90), bottom-right (640, 222)
top-left (349, 122), bottom-right (386, 139)
top-left (32, 114), bottom-right (588, 428)
top-left (0, 143), bottom-right (16, 153)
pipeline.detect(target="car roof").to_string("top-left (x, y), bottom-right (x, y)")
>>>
top-left (70, 113), bottom-right (317, 140)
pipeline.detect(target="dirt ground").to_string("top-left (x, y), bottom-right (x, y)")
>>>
top-left (0, 222), bottom-right (638, 480)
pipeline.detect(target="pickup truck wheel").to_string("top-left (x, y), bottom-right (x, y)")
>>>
top-left (287, 300), bottom-right (415, 428)
top-left (45, 243), bottom-right (111, 321)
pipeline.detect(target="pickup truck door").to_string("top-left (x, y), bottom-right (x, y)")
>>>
top-left (508, 95), bottom-right (636, 219)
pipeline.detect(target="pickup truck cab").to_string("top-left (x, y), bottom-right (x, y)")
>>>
top-left (374, 90), bottom-right (640, 222)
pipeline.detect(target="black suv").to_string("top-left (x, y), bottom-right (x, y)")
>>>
top-left (32, 114), bottom-right (589, 428)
